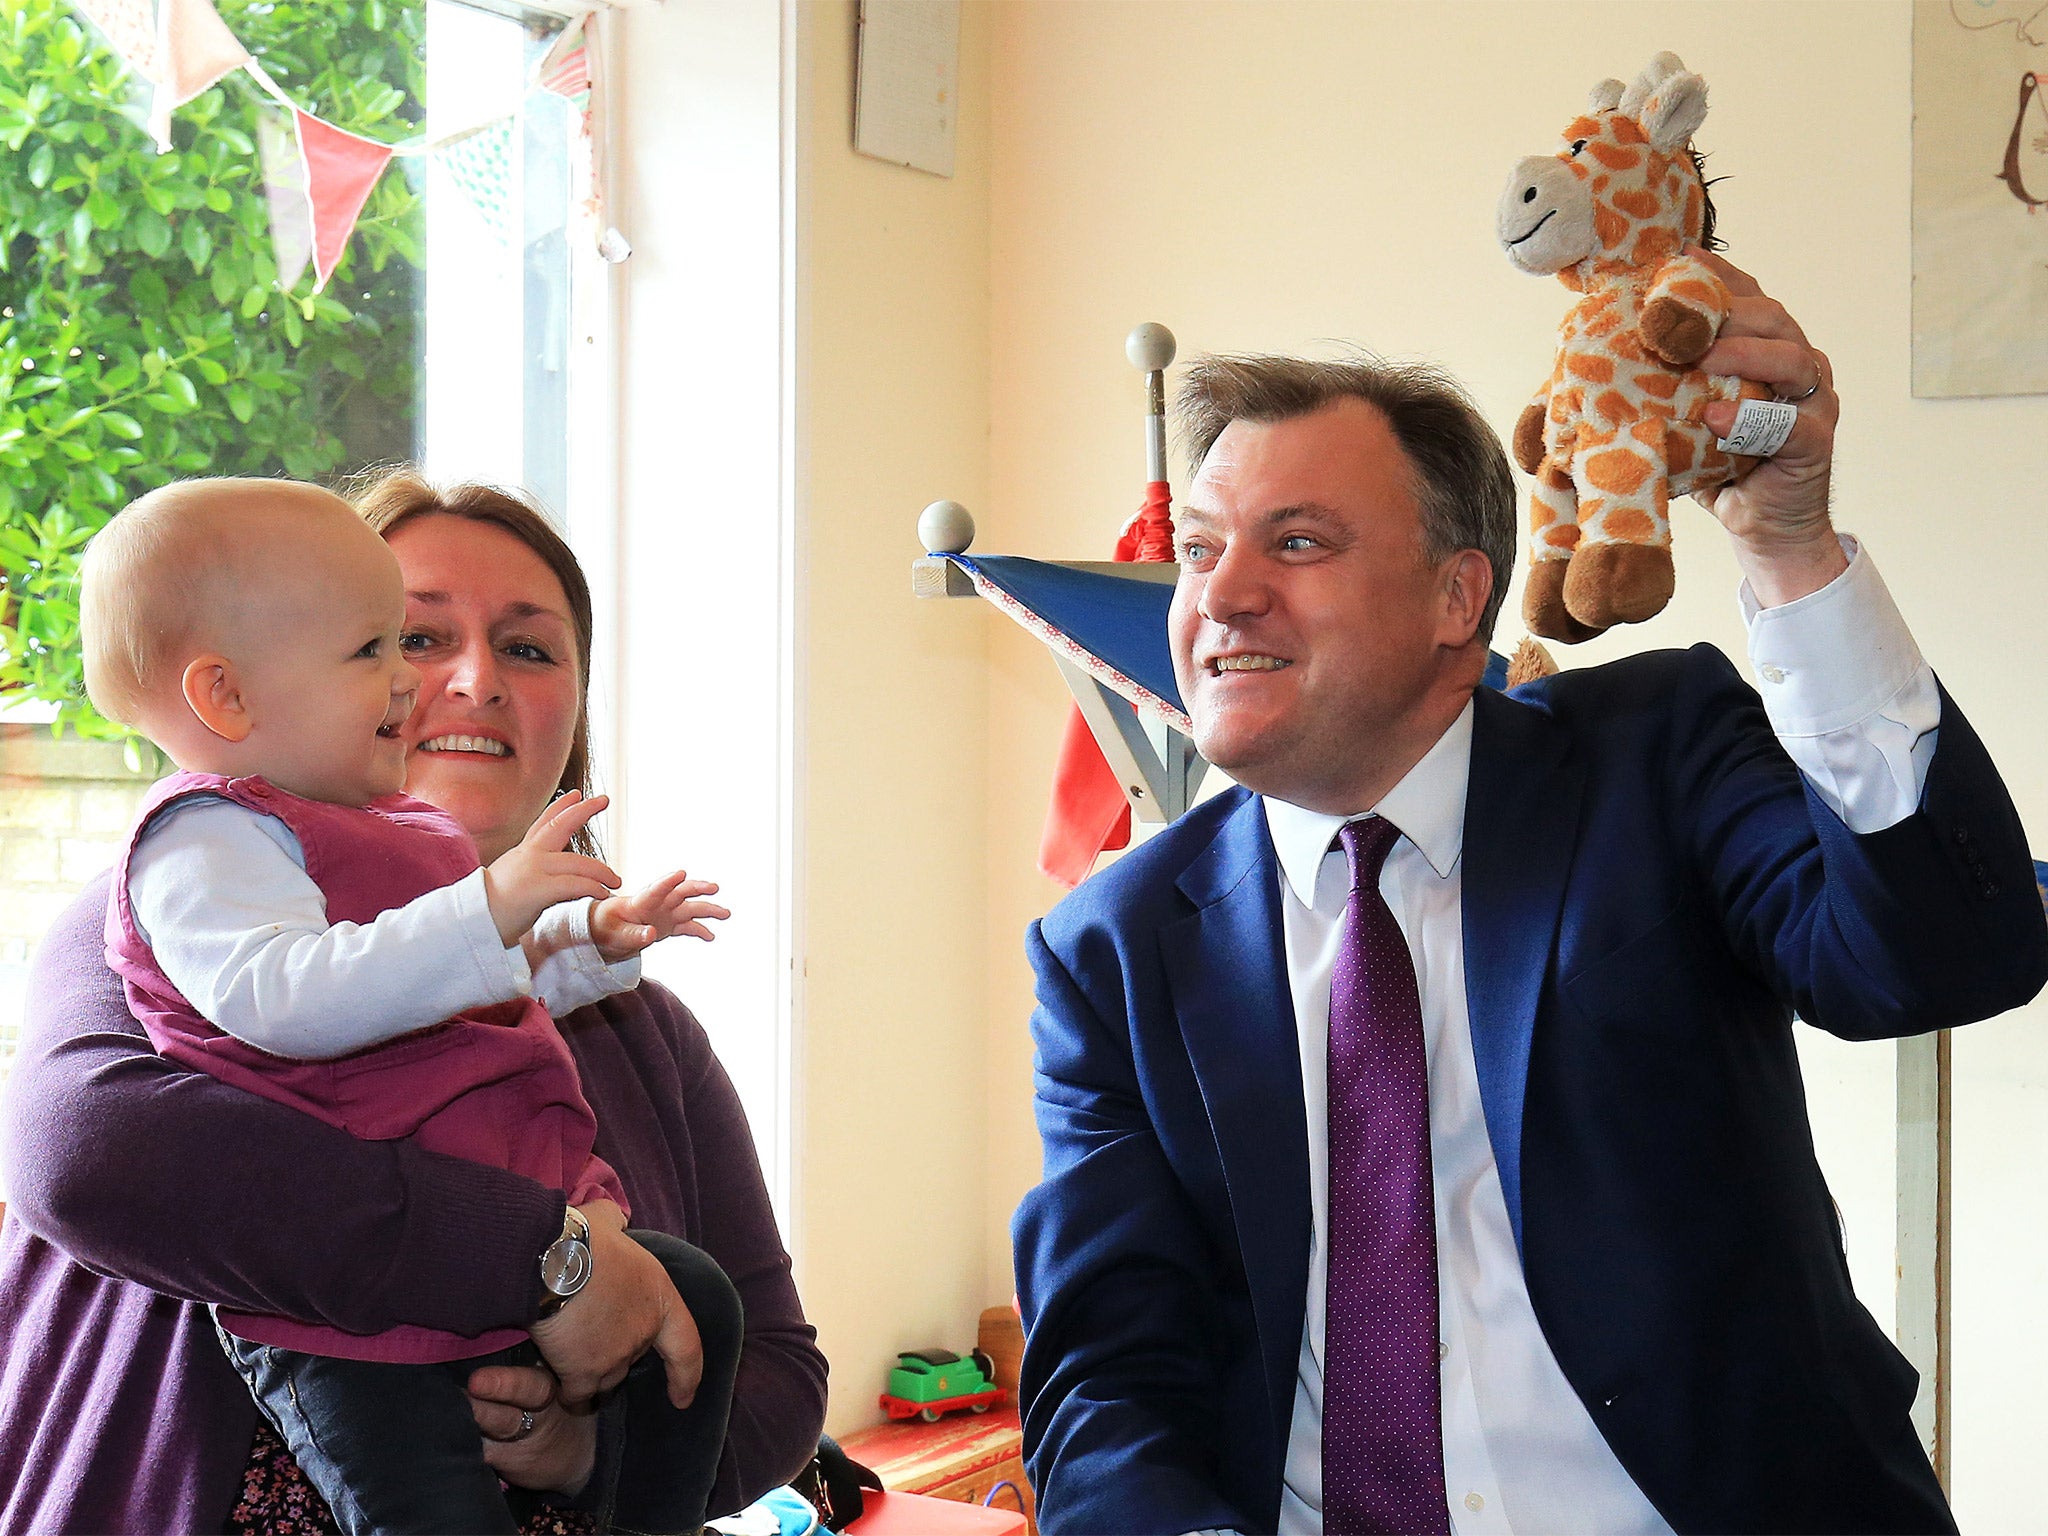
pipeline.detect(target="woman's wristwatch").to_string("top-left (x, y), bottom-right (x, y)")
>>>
top-left (538, 1205), bottom-right (593, 1314)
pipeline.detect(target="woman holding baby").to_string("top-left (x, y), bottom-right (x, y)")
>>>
top-left (0, 471), bottom-right (825, 1533)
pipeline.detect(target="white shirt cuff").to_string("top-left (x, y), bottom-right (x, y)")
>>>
top-left (1739, 535), bottom-right (1941, 833)
top-left (1740, 535), bottom-right (1927, 736)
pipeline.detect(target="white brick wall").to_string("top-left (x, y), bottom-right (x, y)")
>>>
top-left (0, 727), bottom-right (156, 1081)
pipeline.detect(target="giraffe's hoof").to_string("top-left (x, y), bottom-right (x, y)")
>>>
top-left (1523, 559), bottom-right (1607, 644)
top-left (1642, 297), bottom-right (1713, 367)
top-left (1563, 542), bottom-right (1675, 629)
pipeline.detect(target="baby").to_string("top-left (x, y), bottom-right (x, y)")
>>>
top-left (79, 478), bottom-right (734, 1535)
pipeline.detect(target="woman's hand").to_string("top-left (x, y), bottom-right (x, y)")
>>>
top-left (590, 870), bottom-right (732, 962)
top-left (467, 1361), bottom-right (597, 1497)
top-left (1689, 248), bottom-right (1849, 608)
top-left (531, 1200), bottom-right (705, 1411)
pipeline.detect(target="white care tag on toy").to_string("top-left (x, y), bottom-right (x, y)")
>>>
top-left (1714, 398), bottom-right (1797, 458)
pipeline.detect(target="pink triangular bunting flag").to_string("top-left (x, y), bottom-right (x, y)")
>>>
top-left (148, 0), bottom-right (250, 149)
top-left (295, 108), bottom-right (395, 292)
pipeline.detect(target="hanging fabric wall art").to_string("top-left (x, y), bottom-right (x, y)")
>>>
top-left (1912, 0), bottom-right (2048, 396)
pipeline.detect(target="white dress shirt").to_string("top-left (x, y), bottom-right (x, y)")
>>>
top-left (1245, 542), bottom-right (1938, 1535)
top-left (128, 795), bottom-right (640, 1058)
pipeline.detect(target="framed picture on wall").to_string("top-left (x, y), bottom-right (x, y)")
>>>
top-left (1912, 0), bottom-right (2048, 397)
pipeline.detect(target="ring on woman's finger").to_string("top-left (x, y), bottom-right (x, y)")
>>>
top-left (507, 1409), bottom-right (537, 1442)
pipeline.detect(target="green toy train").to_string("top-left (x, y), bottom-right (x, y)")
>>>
top-left (878, 1347), bottom-right (1007, 1423)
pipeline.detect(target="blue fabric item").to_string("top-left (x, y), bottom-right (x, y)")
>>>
top-left (707, 1485), bottom-right (821, 1536)
top-left (761, 1485), bottom-right (824, 1535)
top-left (952, 554), bottom-right (1184, 711)
top-left (949, 553), bottom-right (1513, 716)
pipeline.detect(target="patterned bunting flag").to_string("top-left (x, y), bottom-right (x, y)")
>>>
top-left (435, 117), bottom-right (515, 246)
top-left (68, 0), bottom-right (162, 81)
top-left (535, 18), bottom-right (592, 109)
top-left (295, 108), bottom-right (396, 292)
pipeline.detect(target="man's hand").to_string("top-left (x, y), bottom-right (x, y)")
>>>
top-left (483, 793), bottom-right (621, 946)
top-left (468, 1361), bottom-right (598, 1497)
top-left (529, 1200), bottom-right (705, 1411)
top-left (589, 870), bottom-right (732, 963)
top-left (1689, 248), bottom-right (1849, 608)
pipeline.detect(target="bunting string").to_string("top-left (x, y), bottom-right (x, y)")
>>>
top-left (64, 0), bottom-right (628, 292)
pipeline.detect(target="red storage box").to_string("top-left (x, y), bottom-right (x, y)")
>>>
top-left (844, 1488), bottom-right (1028, 1534)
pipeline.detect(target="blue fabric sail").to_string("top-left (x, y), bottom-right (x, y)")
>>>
top-left (952, 554), bottom-right (1184, 712)
top-left (946, 552), bottom-right (1512, 720)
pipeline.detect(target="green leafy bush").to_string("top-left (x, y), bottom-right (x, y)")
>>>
top-left (0, 0), bottom-right (425, 741)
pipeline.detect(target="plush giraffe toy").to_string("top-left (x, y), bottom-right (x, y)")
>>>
top-left (1496, 52), bottom-right (1769, 643)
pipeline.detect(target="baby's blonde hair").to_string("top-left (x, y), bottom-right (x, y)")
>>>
top-left (80, 478), bottom-right (352, 726)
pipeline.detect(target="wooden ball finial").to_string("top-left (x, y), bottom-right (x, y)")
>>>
top-left (1125, 322), bottom-right (1177, 374)
top-left (918, 499), bottom-right (975, 554)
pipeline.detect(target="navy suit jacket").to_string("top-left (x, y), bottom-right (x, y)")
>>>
top-left (1012, 644), bottom-right (2047, 1536)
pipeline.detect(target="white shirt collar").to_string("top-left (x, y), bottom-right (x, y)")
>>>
top-left (1261, 696), bottom-right (1475, 906)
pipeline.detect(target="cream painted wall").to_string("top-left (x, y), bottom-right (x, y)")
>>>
top-left (982, 1), bottom-right (2048, 1524)
top-left (793, 0), bottom-right (997, 1435)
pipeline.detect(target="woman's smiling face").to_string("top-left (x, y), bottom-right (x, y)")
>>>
top-left (387, 513), bottom-right (585, 864)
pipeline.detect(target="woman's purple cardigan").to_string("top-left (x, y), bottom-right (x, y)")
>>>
top-left (0, 874), bottom-right (828, 1535)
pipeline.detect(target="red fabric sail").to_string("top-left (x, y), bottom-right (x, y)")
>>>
top-left (1037, 481), bottom-right (1175, 888)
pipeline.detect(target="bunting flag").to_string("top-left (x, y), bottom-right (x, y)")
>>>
top-left (436, 117), bottom-right (516, 246)
top-left (69, 0), bottom-right (161, 81)
top-left (148, 0), bottom-right (250, 150)
top-left (536, 13), bottom-right (627, 261)
top-left (536, 19), bottom-right (593, 110)
top-left (255, 106), bottom-right (312, 292)
top-left (295, 109), bottom-right (395, 292)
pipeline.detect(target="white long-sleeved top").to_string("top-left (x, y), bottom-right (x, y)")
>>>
top-left (1230, 540), bottom-right (1939, 1536)
top-left (127, 795), bottom-right (641, 1059)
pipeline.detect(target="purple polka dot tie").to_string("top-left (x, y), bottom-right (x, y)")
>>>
top-left (1322, 816), bottom-right (1449, 1535)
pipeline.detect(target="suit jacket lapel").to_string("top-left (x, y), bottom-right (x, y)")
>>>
top-left (1162, 792), bottom-right (1311, 1460)
top-left (1462, 685), bottom-right (1583, 1256)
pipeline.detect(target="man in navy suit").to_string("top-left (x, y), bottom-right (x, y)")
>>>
top-left (1011, 256), bottom-right (2047, 1536)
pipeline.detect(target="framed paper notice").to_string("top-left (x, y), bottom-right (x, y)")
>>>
top-left (1912, 0), bottom-right (2048, 397)
top-left (854, 0), bottom-right (960, 178)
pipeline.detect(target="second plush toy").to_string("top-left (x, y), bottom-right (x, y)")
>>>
top-left (1497, 51), bottom-right (1768, 642)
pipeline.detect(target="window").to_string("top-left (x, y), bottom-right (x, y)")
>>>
top-left (0, 0), bottom-right (599, 1087)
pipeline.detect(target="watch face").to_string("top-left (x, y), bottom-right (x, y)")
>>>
top-left (542, 1237), bottom-right (592, 1298)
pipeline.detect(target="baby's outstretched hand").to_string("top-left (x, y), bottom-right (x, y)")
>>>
top-left (591, 869), bottom-right (731, 962)
top-left (484, 792), bottom-right (622, 945)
